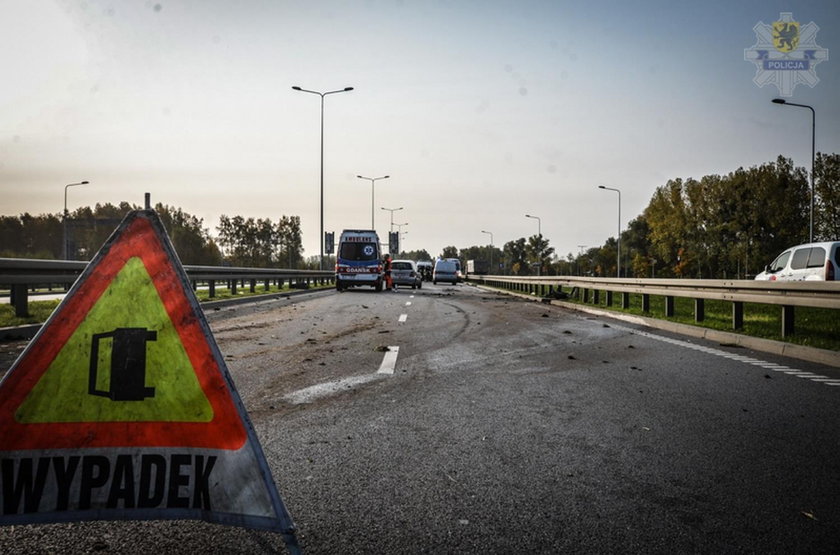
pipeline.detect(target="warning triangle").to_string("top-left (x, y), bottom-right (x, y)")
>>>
top-left (0, 211), bottom-right (246, 449)
top-left (0, 210), bottom-right (297, 542)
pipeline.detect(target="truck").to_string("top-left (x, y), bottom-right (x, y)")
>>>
top-left (466, 259), bottom-right (489, 276)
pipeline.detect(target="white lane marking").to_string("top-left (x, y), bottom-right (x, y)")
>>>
top-left (284, 375), bottom-right (382, 404)
top-left (398, 314), bottom-right (408, 323)
top-left (284, 345), bottom-right (403, 404)
top-left (610, 323), bottom-right (838, 389)
top-left (377, 346), bottom-right (400, 375)
top-left (410, 295), bottom-right (415, 298)
top-left (405, 301), bottom-right (412, 306)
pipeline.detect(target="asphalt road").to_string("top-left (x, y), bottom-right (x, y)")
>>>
top-left (2, 281), bottom-right (840, 553)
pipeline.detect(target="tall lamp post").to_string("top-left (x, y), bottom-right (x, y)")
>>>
top-left (381, 206), bottom-right (403, 232)
top-left (598, 185), bottom-right (621, 278)
top-left (63, 180), bottom-right (89, 260)
top-left (356, 174), bottom-right (389, 229)
top-left (481, 230), bottom-right (494, 274)
top-left (525, 214), bottom-right (541, 236)
top-left (772, 98), bottom-right (816, 243)
top-left (292, 85), bottom-right (354, 269)
top-left (525, 214), bottom-right (542, 275)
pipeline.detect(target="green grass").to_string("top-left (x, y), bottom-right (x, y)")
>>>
top-left (0, 282), bottom-right (334, 328)
top-left (574, 290), bottom-right (839, 351)
top-left (0, 300), bottom-right (62, 327)
top-left (505, 285), bottom-right (840, 352)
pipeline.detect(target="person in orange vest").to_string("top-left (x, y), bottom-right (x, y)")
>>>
top-left (383, 253), bottom-right (394, 291)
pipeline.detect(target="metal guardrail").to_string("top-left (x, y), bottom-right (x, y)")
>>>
top-left (0, 257), bottom-right (334, 318)
top-left (467, 274), bottom-right (840, 338)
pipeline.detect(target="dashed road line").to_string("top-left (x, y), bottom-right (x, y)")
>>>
top-left (284, 345), bottom-right (402, 404)
top-left (405, 301), bottom-right (412, 306)
top-left (284, 374), bottom-right (381, 404)
top-left (611, 323), bottom-right (838, 389)
top-left (398, 314), bottom-right (408, 323)
top-left (377, 346), bottom-right (400, 375)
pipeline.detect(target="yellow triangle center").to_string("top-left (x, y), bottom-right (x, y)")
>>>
top-left (16, 257), bottom-right (214, 423)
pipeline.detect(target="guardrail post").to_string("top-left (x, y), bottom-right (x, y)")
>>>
top-left (732, 301), bottom-right (744, 330)
top-left (665, 296), bottom-right (675, 317)
top-left (583, 288), bottom-right (589, 303)
top-left (782, 305), bottom-right (795, 337)
top-left (249, 279), bottom-right (256, 293)
top-left (593, 289), bottom-right (600, 305)
top-left (606, 290), bottom-right (613, 306)
top-left (695, 298), bottom-right (705, 322)
top-left (622, 292), bottom-right (630, 309)
top-left (230, 280), bottom-right (237, 295)
top-left (642, 294), bottom-right (650, 313)
top-left (264, 278), bottom-right (270, 291)
top-left (209, 280), bottom-right (216, 298)
top-left (11, 284), bottom-right (29, 317)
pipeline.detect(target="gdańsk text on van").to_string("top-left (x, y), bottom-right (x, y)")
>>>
top-left (335, 229), bottom-right (385, 291)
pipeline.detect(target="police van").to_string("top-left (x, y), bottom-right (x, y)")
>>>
top-left (335, 229), bottom-right (384, 291)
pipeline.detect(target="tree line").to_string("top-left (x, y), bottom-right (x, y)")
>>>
top-left (443, 153), bottom-right (839, 279)
top-left (0, 203), bottom-right (306, 268)
top-left (3, 153), bottom-right (837, 276)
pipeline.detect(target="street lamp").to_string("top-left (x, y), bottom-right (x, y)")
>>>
top-left (356, 174), bottom-right (389, 229)
top-left (63, 180), bottom-right (89, 260)
top-left (598, 185), bottom-right (621, 278)
top-left (381, 206), bottom-right (404, 233)
top-left (525, 214), bottom-right (541, 236)
top-left (481, 230), bottom-right (494, 273)
top-left (577, 245), bottom-right (588, 276)
top-left (292, 85), bottom-right (354, 269)
top-left (772, 98), bottom-right (816, 243)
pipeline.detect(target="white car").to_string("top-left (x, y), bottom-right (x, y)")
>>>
top-left (754, 241), bottom-right (840, 281)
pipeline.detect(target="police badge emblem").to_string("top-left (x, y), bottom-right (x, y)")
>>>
top-left (744, 12), bottom-right (828, 97)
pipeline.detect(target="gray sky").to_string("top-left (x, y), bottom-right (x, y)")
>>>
top-left (2, 0), bottom-right (838, 260)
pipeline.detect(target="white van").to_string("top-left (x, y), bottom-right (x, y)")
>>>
top-left (754, 241), bottom-right (840, 281)
top-left (445, 258), bottom-right (463, 282)
top-left (335, 229), bottom-right (384, 291)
